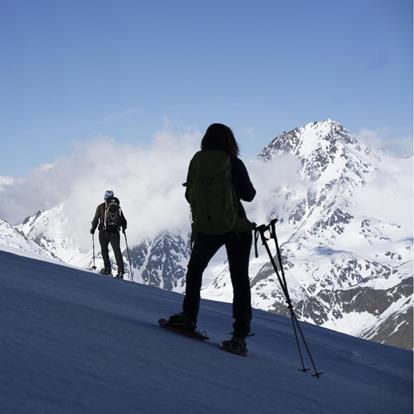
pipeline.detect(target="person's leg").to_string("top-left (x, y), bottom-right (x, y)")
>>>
top-left (99, 231), bottom-right (111, 272)
top-left (225, 231), bottom-right (253, 338)
top-left (109, 232), bottom-right (124, 274)
top-left (182, 233), bottom-right (223, 322)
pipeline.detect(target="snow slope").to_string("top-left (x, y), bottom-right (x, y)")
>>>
top-left (0, 250), bottom-right (412, 414)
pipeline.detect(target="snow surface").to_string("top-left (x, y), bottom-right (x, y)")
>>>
top-left (0, 250), bottom-right (412, 414)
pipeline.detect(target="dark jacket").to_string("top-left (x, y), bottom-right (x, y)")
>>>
top-left (91, 197), bottom-right (127, 232)
top-left (231, 157), bottom-right (256, 218)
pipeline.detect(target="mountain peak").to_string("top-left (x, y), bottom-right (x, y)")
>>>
top-left (22, 210), bottom-right (44, 225)
top-left (259, 119), bottom-right (376, 184)
top-left (260, 119), bottom-right (357, 162)
top-left (305, 118), bottom-right (344, 130)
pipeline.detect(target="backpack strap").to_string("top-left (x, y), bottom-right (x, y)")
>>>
top-left (103, 201), bottom-right (108, 230)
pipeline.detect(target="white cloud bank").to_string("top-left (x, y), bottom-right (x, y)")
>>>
top-left (356, 128), bottom-right (413, 158)
top-left (0, 176), bottom-right (15, 191)
top-left (2, 124), bottom-right (409, 251)
top-left (0, 129), bottom-right (305, 250)
top-left (0, 130), bottom-right (198, 248)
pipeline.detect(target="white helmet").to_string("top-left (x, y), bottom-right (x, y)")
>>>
top-left (104, 190), bottom-right (114, 200)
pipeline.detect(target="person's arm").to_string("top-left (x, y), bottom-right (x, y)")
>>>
top-left (231, 158), bottom-right (256, 202)
top-left (90, 205), bottom-right (101, 234)
top-left (120, 209), bottom-right (127, 231)
top-left (184, 160), bottom-right (192, 203)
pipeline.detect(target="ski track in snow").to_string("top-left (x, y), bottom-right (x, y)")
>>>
top-left (0, 250), bottom-right (412, 414)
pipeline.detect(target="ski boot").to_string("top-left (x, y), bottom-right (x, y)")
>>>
top-left (221, 335), bottom-right (248, 356)
top-left (100, 268), bottom-right (112, 276)
top-left (116, 271), bottom-right (124, 280)
top-left (167, 312), bottom-right (196, 333)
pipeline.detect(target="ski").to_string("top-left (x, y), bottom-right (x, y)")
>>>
top-left (158, 318), bottom-right (209, 341)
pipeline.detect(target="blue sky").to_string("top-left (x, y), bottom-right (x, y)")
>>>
top-left (1, 0), bottom-right (412, 175)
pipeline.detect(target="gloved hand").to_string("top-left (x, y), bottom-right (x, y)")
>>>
top-left (90, 229), bottom-right (95, 235)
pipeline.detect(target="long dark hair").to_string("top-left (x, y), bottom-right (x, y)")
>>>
top-left (201, 123), bottom-right (240, 157)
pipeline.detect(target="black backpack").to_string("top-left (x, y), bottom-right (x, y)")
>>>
top-left (186, 150), bottom-right (254, 235)
top-left (186, 150), bottom-right (239, 235)
top-left (103, 199), bottom-right (122, 232)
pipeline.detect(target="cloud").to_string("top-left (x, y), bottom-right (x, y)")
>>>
top-left (350, 156), bottom-right (413, 227)
top-left (356, 128), bottom-right (413, 158)
top-left (0, 127), bottom-right (306, 250)
top-left (0, 129), bottom-right (199, 247)
top-left (245, 155), bottom-right (308, 226)
top-left (0, 176), bottom-right (15, 191)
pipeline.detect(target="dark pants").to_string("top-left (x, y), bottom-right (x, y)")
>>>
top-left (183, 231), bottom-right (252, 338)
top-left (99, 231), bottom-right (124, 273)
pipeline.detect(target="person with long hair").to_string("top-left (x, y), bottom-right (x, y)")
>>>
top-left (167, 123), bottom-right (256, 355)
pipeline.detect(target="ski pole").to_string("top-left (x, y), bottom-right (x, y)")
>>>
top-left (256, 224), bottom-right (307, 371)
top-left (254, 220), bottom-right (322, 378)
top-left (123, 230), bottom-right (134, 280)
top-left (91, 234), bottom-right (97, 270)
top-left (271, 223), bottom-right (322, 376)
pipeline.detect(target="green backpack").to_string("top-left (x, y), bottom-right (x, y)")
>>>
top-left (185, 150), bottom-right (251, 235)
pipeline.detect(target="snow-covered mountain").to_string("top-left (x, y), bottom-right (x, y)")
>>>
top-left (0, 217), bottom-right (54, 260)
top-left (1, 249), bottom-right (412, 413)
top-left (129, 232), bottom-right (191, 290)
top-left (17, 205), bottom-right (93, 268)
top-left (3, 119), bottom-right (412, 350)
top-left (244, 120), bottom-right (413, 349)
